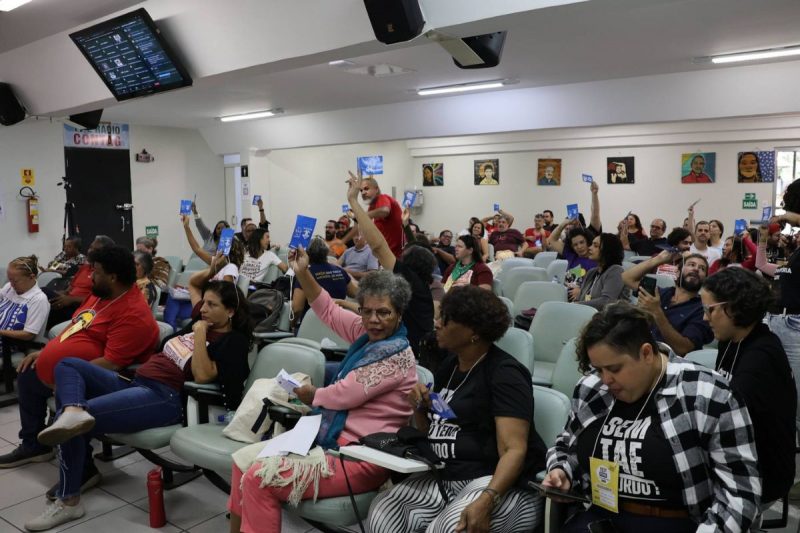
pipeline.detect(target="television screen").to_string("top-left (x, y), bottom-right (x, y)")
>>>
top-left (70, 8), bottom-right (192, 101)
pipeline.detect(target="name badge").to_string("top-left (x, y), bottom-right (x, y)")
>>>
top-left (590, 456), bottom-right (619, 513)
top-left (429, 392), bottom-right (457, 419)
top-left (60, 310), bottom-right (96, 341)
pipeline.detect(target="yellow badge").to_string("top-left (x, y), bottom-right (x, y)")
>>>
top-left (590, 456), bottom-right (619, 513)
top-left (60, 310), bottom-right (96, 341)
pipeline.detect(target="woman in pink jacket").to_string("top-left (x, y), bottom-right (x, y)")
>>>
top-left (228, 246), bottom-right (417, 533)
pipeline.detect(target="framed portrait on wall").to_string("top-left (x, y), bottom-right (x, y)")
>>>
top-left (607, 157), bottom-right (634, 184)
top-left (681, 152), bottom-right (716, 183)
top-left (422, 163), bottom-right (443, 186)
top-left (537, 158), bottom-right (561, 186)
top-left (474, 159), bottom-right (499, 185)
top-left (737, 151), bottom-right (775, 183)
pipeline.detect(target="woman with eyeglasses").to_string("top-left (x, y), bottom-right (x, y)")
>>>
top-left (226, 246), bottom-right (417, 533)
top-left (700, 268), bottom-right (795, 518)
top-left (0, 255), bottom-right (50, 354)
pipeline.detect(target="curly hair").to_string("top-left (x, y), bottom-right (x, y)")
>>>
top-left (702, 268), bottom-right (773, 327)
top-left (357, 271), bottom-right (412, 316)
top-left (784, 178), bottom-right (800, 214)
top-left (566, 227), bottom-right (592, 255)
top-left (597, 233), bottom-right (624, 267)
top-left (89, 245), bottom-right (136, 286)
top-left (576, 302), bottom-right (659, 374)
top-left (440, 286), bottom-right (510, 344)
top-left (667, 227), bottom-right (691, 247)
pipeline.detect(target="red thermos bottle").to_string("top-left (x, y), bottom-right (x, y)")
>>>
top-left (147, 467), bottom-right (166, 527)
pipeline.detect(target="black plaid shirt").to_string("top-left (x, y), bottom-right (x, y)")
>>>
top-left (547, 352), bottom-right (761, 532)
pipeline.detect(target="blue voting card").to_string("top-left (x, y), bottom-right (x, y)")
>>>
top-left (429, 392), bottom-right (457, 420)
top-left (403, 191), bottom-right (417, 208)
top-left (179, 199), bottom-right (192, 215)
top-left (567, 203), bottom-right (579, 220)
top-left (357, 155), bottom-right (383, 175)
top-left (493, 203), bottom-right (500, 212)
top-left (252, 195), bottom-right (261, 206)
top-left (762, 206), bottom-right (772, 222)
top-left (582, 173), bottom-right (593, 183)
top-left (289, 215), bottom-right (317, 250)
top-left (341, 204), bottom-right (350, 214)
top-left (734, 219), bottom-right (747, 235)
top-left (217, 228), bottom-right (235, 256)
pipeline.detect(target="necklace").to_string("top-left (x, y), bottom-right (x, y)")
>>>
top-left (715, 340), bottom-right (742, 375)
top-left (444, 352), bottom-right (487, 399)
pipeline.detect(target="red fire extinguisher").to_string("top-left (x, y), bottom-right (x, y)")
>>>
top-left (20, 186), bottom-right (38, 233)
top-left (147, 467), bottom-right (167, 527)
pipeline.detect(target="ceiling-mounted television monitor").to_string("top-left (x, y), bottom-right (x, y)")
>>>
top-left (69, 8), bottom-right (192, 101)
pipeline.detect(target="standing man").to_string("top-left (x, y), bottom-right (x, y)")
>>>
top-left (354, 173), bottom-right (404, 258)
top-left (690, 221), bottom-right (722, 263)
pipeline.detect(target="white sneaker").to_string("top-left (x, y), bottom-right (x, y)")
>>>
top-left (37, 410), bottom-right (95, 447)
top-left (24, 500), bottom-right (85, 531)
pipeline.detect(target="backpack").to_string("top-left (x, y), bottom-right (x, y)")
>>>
top-left (247, 288), bottom-right (285, 334)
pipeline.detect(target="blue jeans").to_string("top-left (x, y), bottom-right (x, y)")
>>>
top-left (52, 358), bottom-right (182, 499)
top-left (766, 313), bottom-right (800, 432)
top-left (163, 295), bottom-right (193, 330)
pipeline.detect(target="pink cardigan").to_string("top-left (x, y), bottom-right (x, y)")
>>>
top-left (310, 290), bottom-right (417, 445)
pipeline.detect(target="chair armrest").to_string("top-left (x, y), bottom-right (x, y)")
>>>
top-left (184, 381), bottom-right (222, 394)
top-left (266, 405), bottom-right (302, 430)
top-left (253, 331), bottom-right (294, 341)
top-left (183, 381), bottom-right (224, 424)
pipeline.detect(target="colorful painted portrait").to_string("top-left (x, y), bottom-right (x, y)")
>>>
top-left (681, 152), bottom-right (716, 184)
top-left (537, 158), bottom-right (562, 186)
top-left (422, 163), bottom-right (444, 186)
top-left (474, 159), bottom-right (499, 186)
top-left (606, 157), bottom-right (635, 184)
top-left (737, 151), bottom-right (775, 183)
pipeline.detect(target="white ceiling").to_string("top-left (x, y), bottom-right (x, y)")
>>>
top-left (97, 0), bottom-right (800, 129)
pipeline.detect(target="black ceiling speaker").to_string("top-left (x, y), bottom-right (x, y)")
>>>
top-left (454, 31), bottom-right (507, 69)
top-left (0, 83), bottom-right (26, 126)
top-left (363, 0), bottom-right (425, 44)
top-left (68, 109), bottom-right (103, 130)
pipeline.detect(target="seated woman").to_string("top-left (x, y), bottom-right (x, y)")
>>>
top-left (239, 228), bottom-right (287, 281)
top-left (227, 246), bottom-right (417, 533)
top-left (368, 286), bottom-right (547, 533)
top-left (133, 251), bottom-right (157, 308)
top-left (708, 233), bottom-right (756, 274)
top-left (291, 237), bottom-right (357, 321)
top-left (191, 201), bottom-right (230, 254)
top-left (471, 220), bottom-right (490, 262)
top-left (0, 255), bottom-right (50, 353)
top-left (701, 268), bottom-right (795, 511)
top-left (542, 302), bottom-right (761, 533)
top-left (573, 233), bottom-right (628, 309)
top-left (442, 235), bottom-right (493, 292)
top-left (26, 280), bottom-right (251, 531)
top-left (546, 222), bottom-right (598, 287)
top-left (624, 213), bottom-right (647, 243)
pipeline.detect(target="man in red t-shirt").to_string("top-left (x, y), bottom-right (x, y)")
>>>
top-left (358, 176), bottom-right (404, 257)
top-left (0, 245), bottom-right (159, 477)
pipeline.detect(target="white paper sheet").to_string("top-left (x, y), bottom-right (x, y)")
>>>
top-left (256, 414), bottom-right (321, 458)
top-left (276, 368), bottom-right (301, 396)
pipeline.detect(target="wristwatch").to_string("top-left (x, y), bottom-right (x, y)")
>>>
top-left (481, 488), bottom-right (500, 508)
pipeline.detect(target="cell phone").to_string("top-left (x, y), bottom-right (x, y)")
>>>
top-left (655, 243), bottom-right (679, 254)
top-left (639, 275), bottom-right (658, 296)
top-left (588, 520), bottom-right (620, 533)
top-left (527, 481), bottom-right (590, 503)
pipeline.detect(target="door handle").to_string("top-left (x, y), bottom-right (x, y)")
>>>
top-left (120, 215), bottom-right (126, 233)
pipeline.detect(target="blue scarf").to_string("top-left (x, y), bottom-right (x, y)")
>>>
top-left (315, 323), bottom-right (409, 450)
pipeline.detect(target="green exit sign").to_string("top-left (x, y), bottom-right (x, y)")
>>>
top-left (742, 199), bottom-right (757, 209)
top-left (145, 225), bottom-right (159, 237)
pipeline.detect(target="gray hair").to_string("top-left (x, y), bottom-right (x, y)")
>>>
top-left (94, 235), bottom-right (115, 248)
top-left (357, 271), bottom-right (412, 316)
top-left (307, 237), bottom-right (330, 264)
top-left (133, 250), bottom-right (154, 276)
top-left (135, 236), bottom-right (155, 250)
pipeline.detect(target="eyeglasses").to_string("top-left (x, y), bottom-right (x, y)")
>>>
top-left (358, 307), bottom-right (395, 319)
top-left (702, 301), bottom-right (728, 315)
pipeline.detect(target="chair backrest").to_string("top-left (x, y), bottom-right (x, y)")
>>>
top-left (532, 385), bottom-right (571, 447)
top-left (150, 286), bottom-right (162, 315)
top-left (261, 264), bottom-right (281, 284)
top-left (236, 274), bottom-right (251, 294)
top-left (155, 321), bottom-right (174, 342)
top-left (532, 252), bottom-right (558, 269)
top-left (621, 261), bottom-right (635, 271)
top-left (48, 320), bottom-right (71, 340)
top-left (502, 267), bottom-right (548, 299)
top-left (550, 337), bottom-right (584, 398)
top-left (512, 281), bottom-right (568, 317)
top-left (297, 309), bottom-right (350, 350)
top-left (487, 243), bottom-right (495, 262)
top-left (654, 274), bottom-right (675, 289)
top-left (163, 255), bottom-right (183, 274)
top-left (684, 348), bottom-right (717, 369)
top-left (174, 270), bottom-right (194, 288)
top-left (496, 258), bottom-right (536, 282)
top-left (276, 247), bottom-right (289, 263)
top-left (530, 301), bottom-right (597, 364)
top-left (492, 278), bottom-right (502, 296)
top-left (184, 255), bottom-right (208, 272)
top-left (37, 271), bottom-right (61, 288)
top-left (494, 328), bottom-right (534, 374)
top-left (498, 296), bottom-right (514, 316)
top-left (546, 259), bottom-right (568, 285)
top-left (416, 365), bottom-right (434, 387)
top-left (247, 342), bottom-right (326, 391)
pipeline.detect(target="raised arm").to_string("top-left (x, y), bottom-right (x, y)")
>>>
top-left (621, 251), bottom-right (672, 290)
top-left (755, 226), bottom-right (777, 277)
top-left (182, 215), bottom-right (212, 264)
top-left (498, 208), bottom-right (514, 227)
top-left (188, 253), bottom-right (223, 306)
top-left (256, 197), bottom-right (270, 228)
top-left (589, 181), bottom-right (601, 233)
top-left (618, 219), bottom-right (631, 251)
top-left (546, 219), bottom-right (570, 254)
top-left (192, 202), bottom-right (212, 241)
top-left (347, 171), bottom-right (396, 270)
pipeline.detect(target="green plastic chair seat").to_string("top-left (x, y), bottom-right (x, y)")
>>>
top-left (289, 490), bottom-right (377, 524)
top-left (532, 362), bottom-right (555, 386)
top-left (109, 424), bottom-right (182, 449)
top-left (170, 423), bottom-right (244, 480)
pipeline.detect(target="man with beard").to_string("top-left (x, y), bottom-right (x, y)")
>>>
top-left (621, 218), bottom-right (668, 256)
top-left (0, 246), bottom-right (158, 484)
top-left (324, 219), bottom-right (346, 258)
top-left (622, 251), bottom-right (713, 355)
top-left (355, 174), bottom-right (405, 257)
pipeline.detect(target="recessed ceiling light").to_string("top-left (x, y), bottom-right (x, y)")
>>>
top-left (328, 60), bottom-right (355, 67)
top-left (0, 0), bottom-right (32, 11)
top-left (700, 45), bottom-right (800, 65)
top-left (417, 80), bottom-right (507, 96)
top-left (218, 108), bottom-right (283, 123)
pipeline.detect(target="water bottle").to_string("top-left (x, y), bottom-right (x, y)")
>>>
top-left (147, 467), bottom-right (166, 527)
top-left (217, 410), bottom-right (235, 425)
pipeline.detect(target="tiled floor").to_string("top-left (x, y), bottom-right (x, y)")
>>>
top-left (0, 401), bottom-right (799, 532)
top-left (0, 405), bottom-right (323, 532)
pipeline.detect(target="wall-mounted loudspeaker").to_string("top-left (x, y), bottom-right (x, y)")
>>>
top-left (0, 83), bottom-right (26, 126)
top-left (453, 32), bottom-right (507, 69)
top-left (68, 109), bottom-right (103, 130)
top-left (363, 0), bottom-right (425, 44)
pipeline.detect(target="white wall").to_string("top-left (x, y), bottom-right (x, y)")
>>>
top-left (0, 121), bottom-right (223, 263)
